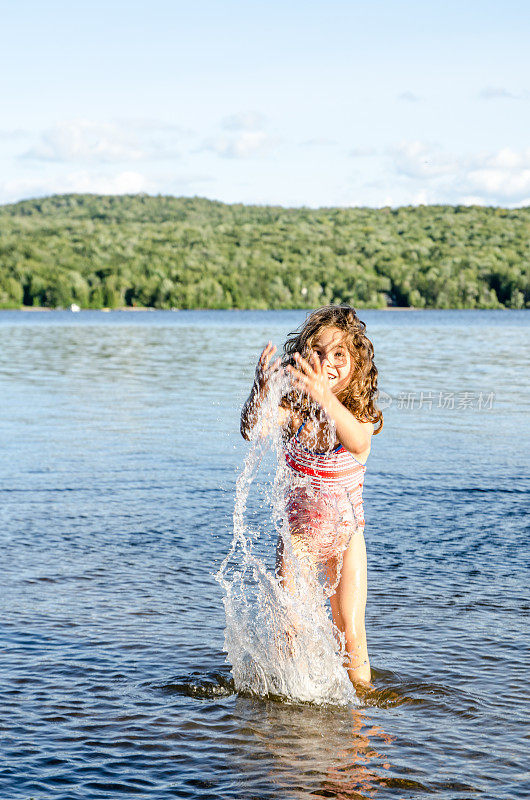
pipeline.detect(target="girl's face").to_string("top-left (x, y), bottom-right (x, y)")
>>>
top-left (308, 327), bottom-right (352, 393)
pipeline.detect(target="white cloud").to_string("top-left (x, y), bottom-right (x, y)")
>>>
top-left (478, 86), bottom-right (517, 100)
top-left (409, 189), bottom-right (431, 205)
top-left (1, 170), bottom-right (152, 203)
top-left (476, 146), bottom-right (530, 170)
top-left (201, 130), bottom-right (278, 159)
top-left (21, 119), bottom-right (185, 163)
top-left (0, 128), bottom-right (30, 141)
top-left (199, 111), bottom-right (281, 158)
top-left (0, 168), bottom-right (218, 205)
top-left (457, 195), bottom-right (489, 206)
top-left (117, 118), bottom-right (194, 136)
top-left (391, 140), bottom-right (458, 179)
top-left (387, 141), bottom-right (530, 205)
top-left (65, 170), bottom-right (152, 194)
top-left (222, 111), bottom-right (267, 131)
top-left (464, 167), bottom-right (530, 202)
top-left (301, 137), bottom-right (337, 147)
top-left (349, 146), bottom-right (378, 157)
top-left (23, 121), bottom-right (144, 162)
top-left (456, 147), bottom-right (530, 203)
top-left (398, 91), bottom-right (421, 103)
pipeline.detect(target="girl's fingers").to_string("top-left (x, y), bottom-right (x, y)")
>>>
top-left (287, 366), bottom-right (310, 391)
top-left (288, 363), bottom-right (328, 402)
top-left (293, 352), bottom-right (316, 376)
top-left (259, 342), bottom-right (273, 362)
top-left (260, 341), bottom-right (274, 356)
top-left (255, 344), bottom-right (281, 390)
top-left (310, 352), bottom-right (323, 374)
top-left (264, 348), bottom-right (278, 372)
top-left (258, 342), bottom-right (277, 371)
top-left (286, 365), bottom-right (303, 380)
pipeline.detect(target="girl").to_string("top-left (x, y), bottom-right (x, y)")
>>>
top-left (240, 305), bottom-right (383, 687)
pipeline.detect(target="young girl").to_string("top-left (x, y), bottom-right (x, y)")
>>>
top-left (240, 305), bottom-right (383, 687)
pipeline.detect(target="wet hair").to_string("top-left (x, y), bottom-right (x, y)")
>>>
top-left (282, 304), bottom-right (383, 434)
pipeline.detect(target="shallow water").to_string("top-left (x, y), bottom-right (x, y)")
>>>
top-left (1, 309), bottom-right (529, 799)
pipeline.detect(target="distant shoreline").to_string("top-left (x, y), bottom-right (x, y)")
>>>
top-left (1, 195), bottom-right (527, 311)
top-left (2, 305), bottom-right (524, 313)
top-left (8, 305), bottom-right (421, 312)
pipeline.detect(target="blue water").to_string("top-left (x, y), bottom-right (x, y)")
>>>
top-left (0, 309), bottom-right (528, 799)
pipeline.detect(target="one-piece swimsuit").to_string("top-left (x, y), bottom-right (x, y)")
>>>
top-left (284, 422), bottom-right (366, 560)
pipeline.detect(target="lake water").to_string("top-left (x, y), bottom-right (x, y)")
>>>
top-left (1, 309), bottom-right (528, 799)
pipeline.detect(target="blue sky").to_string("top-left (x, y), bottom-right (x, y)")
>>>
top-left (1, 0), bottom-right (529, 207)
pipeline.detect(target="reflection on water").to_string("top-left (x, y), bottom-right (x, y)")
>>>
top-left (254, 701), bottom-right (395, 799)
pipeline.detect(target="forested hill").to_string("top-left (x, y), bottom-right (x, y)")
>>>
top-left (0, 193), bottom-right (528, 309)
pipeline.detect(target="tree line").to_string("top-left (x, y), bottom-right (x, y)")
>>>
top-left (0, 193), bottom-right (528, 309)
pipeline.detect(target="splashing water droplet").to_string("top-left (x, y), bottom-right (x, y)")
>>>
top-left (216, 370), bottom-right (358, 706)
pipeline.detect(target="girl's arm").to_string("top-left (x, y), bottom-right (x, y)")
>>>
top-left (287, 353), bottom-right (372, 456)
top-left (240, 342), bottom-right (284, 440)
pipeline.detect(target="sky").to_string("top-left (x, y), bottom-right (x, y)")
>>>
top-left (1, 0), bottom-right (529, 208)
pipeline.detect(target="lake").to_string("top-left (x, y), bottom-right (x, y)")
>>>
top-left (0, 309), bottom-right (528, 799)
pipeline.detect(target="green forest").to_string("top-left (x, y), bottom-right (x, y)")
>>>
top-left (0, 193), bottom-right (528, 309)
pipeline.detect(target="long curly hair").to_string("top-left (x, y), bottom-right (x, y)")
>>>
top-left (282, 305), bottom-right (383, 434)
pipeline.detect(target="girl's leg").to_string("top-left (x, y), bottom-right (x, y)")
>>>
top-left (327, 532), bottom-right (371, 686)
top-left (275, 534), bottom-right (322, 654)
top-left (275, 534), bottom-right (315, 594)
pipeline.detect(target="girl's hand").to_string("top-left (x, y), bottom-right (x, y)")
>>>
top-left (287, 352), bottom-right (334, 409)
top-left (254, 341), bottom-right (281, 393)
top-left (241, 341), bottom-right (285, 440)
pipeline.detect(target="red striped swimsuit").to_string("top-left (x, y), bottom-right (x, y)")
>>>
top-left (284, 422), bottom-right (366, 559)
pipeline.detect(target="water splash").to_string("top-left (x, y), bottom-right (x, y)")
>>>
top-left (216, 370), bottom-right (357, 705)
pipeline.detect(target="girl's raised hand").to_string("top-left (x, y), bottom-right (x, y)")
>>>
top-left (287, 352), bottom-right (333, 409)
top-left (255, 341), bottom-right (281, 392)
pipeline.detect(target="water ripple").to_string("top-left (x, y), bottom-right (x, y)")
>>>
top-left (1, 310), bottom-right (529, 799)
